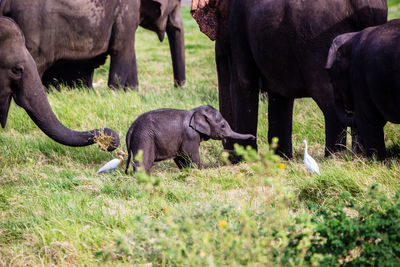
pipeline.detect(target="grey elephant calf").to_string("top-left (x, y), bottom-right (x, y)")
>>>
top-left (125, 105), bottom-right (255, 173)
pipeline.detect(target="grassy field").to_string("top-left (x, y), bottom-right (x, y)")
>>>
top-left (1, 4), bottom-right (400, 266)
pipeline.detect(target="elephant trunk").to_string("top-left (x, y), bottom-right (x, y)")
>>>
top-left (166, 4), bottom-right (185, 87)
top-left (15, 83), bottom-right (119, 151)
top-left (0, 94), bottom-right (12, 128)
top-left (225, 129), bottom-right (256, 141)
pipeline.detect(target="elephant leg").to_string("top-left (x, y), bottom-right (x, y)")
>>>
top-left (108, 15), bottom-right (139, 89)
top-left (43, 61), bottom-right (96, 89)
top-left (268, 93), bottom-right (294, 158)
top-left (141, 144), bottom-right (155, 174)
top-left (215, 40), bottom-right (234, 151)
top-left (356, 112), bottom-right (386, 159)
top-left (166, 4), bottom-right (185, 87)
top-left (78, 53), bottom-right (107, 88)
top-left (312, 82), bottom-right (347, 156)
top-left (62, 67), bottom-right (94, 88)
top-left (228, 43), bottom-right (259, 157)
top-left (181, 142), bottom-right (201, 168)
top-left (324, 107), bottom-right (347, 156)
top-left (78, 68), bottom-right (94, 88)
top-left (42, 62), bottom-right (76, 88)
top-left (351, 126), bottom-right (363, 154)
top-left (108, 52), bottom-right (138, 89)
top-left (230, 78), bottom-right (259, 151)
top-left (174, 155), bottom-right (192, 169)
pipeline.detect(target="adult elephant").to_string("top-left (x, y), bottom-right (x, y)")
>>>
top-left (326, 19), bottom-right (400, 159)
top-left (0, 17), bottom-right (119, 151)
top-left (0, 0), bottom-right (185, 89)
top-left (0, 0), bottom-right (140, 89)
top-left (191, 0), bottom-right (387, 158)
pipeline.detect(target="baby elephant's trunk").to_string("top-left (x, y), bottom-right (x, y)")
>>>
top-left (226, 130), bottom-right (256, 140)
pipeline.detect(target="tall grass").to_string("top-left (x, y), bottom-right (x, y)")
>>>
top-left (0, 4), bottom-right (400, 266)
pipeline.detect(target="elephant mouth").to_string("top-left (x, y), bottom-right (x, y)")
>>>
top-left (0, 94), bottom-right (12, 128)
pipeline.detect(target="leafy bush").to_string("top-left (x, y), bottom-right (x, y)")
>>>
top-left (279, 186), bottom-right (400, 266)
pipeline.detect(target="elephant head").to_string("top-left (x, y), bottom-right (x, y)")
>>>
top-left (140, 0), bottom-right (171, 41)
top-left (190, 0), bottom-right (229, 41)
top-left (190, 105), bottom-right (255, 141)
top-left (326, 32), bottom-right (359, 126)
top-left (0, 17), bottom-right (119, 151)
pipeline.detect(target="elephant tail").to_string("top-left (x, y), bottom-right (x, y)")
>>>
top-left (125, 126), bottom-right (134, 174)
top-left (125, 148), bottom-right (132, 174)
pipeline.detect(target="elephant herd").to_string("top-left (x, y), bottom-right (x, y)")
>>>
top-left (0, 0), bottom-right (399, 166)
top-left (191, 0), bottom-right (393, 159)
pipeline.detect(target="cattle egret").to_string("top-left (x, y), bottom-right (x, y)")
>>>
top-left (92, 78), bottom-right (105, 88)
top-left (97, 150), bottom-right (125, 173)
top-left (302, 140), bottom-right (320, 175)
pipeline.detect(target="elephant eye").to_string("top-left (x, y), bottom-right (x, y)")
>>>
top-left (11, 65), bottom-right (24, 77)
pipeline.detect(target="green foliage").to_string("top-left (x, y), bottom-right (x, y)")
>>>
top-left (279, 186), bottom-right (400, 266)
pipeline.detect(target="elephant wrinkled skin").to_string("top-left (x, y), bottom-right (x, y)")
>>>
top-left (0, 17), bottom-right (119, 151)
top-left (191, 0), bottom-right (387, 158)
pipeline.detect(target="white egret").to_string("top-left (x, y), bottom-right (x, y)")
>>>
top-left (92, 78), bottom-right (105, 88)
top-left (302, 140), bottom-right (320, 175)
top-left (97, 150), bottom-right (126, 173)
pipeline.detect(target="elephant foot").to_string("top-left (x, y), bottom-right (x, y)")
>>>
top-left (222, 139), bottom-right (242, 164)
top-left (223, 140), bottom-right (258, 164)
top-left (109, 82), bottom-right (139, 91)
top-left (174, 79), bottom-right (185, 87)
top-left (226, 150), bottom-right (243, 164)
top-left (275, 148), bottom-right (293, 160)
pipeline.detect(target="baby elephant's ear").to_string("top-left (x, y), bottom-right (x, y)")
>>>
top-left (190, 110), bottom-right (211, 136)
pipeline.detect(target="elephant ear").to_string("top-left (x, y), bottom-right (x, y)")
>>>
top-left (325, 32), bottom-right (358, 70)
top-left (141, 0), bottom-right (164, 21)
top-left (189, 109), bottom-right (211, 136)
top-left (191, 0), bottom-right (220, 41)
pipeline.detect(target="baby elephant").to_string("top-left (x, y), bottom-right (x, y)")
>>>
top-left (125, 105), bottom-right (255, 173)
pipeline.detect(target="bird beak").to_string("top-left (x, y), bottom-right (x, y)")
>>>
top-left (117, 150), bottom-right (127, 156)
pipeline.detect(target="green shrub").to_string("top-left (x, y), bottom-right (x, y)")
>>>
top-left (279, 186), bottom-right (400, 266)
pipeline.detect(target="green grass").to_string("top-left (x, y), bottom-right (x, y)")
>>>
top-left (1, 5), bottom-right (400, 266)
top-left (388, 0), bottom-right (400, 6)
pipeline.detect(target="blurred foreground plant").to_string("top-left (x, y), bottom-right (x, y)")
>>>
top-left (278, 185), bottom-right (400, 265)
top-left (96, 144), bottom-right (298, 265)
